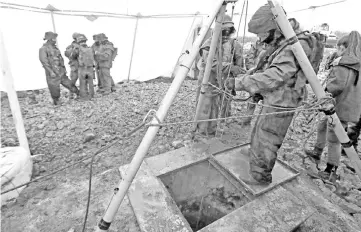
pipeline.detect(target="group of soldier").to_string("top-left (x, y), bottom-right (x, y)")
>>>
top-left (195, 3), bottom-right (361, 185)
top-left (38, 31), bottom-right (117, 105)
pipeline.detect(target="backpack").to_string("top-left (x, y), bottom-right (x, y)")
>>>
top-left (78, 46), bottom-right (95, 67)
top-left (65, 45), bottom-right (73, 59)
top-left (111, 47), bottom-right (118, 61)
top-left (298, 31), bottom-right (326, 74)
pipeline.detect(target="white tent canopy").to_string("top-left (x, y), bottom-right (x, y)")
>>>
top-left (0, 0), bottom-right (359, 91)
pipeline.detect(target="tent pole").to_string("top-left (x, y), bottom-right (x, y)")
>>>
top-left (50, 11), bottom-right (57, 33)
top-left (95, 1), bottom-right (229, 231)
top-left (193, 5), bottom-right (226, 129)
top-left (127, 14), bottom-right (140, 82)
top-left (0, 31), bottom-right (30, 155)
top-left (269, 0), bottom-right (361, 179)
top-left (50, 11), bottom-right (59, 47)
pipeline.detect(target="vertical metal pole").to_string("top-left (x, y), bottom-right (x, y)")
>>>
top-left (95, 1), bottom-right (227, 231)
top-left (127, 14), bottom-right (140, 82)
top-left (193, 4), bottom-right (227, 127)
top-left (50, 11), bottom-right (57, 33)
top-left (269, 0), bottom-right (361, 179)
top-left (0, 31), bottom-right (30, 154)
top-left (50, 11), bottom-right (59, 46)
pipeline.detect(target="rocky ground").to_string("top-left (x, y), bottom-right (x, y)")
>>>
top-left (1, 48), bottom-right (361, 232)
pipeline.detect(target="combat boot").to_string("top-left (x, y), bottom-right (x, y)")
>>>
top-left (53, 98), bottom-right (61, 105)
top-left (318, 163), bottom-right (338, 183)
top-left (304, 147), bottom-right (323, 165)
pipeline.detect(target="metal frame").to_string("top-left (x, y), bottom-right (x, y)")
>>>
top-left (210, 144), bottom-right (300, 196)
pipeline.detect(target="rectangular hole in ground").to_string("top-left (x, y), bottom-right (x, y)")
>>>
top-left (159, 160), bottom-right (250, 231)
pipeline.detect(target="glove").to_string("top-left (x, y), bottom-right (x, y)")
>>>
top-left (230, 65), bottom-right (246, 75)
top-left (320, 104), bottom-right (335, 115)
top-left (319, 96), bottom-right (336, 115)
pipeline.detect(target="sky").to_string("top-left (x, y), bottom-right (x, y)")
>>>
top-left (1, 0), bottom-right (360, 91)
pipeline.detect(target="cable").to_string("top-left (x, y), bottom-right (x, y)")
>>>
top-left (80, 120), bottom-right (148, 232)
top-left (1, 122), bottom-right (146, 195)
top-left (241, 0), bottom-right (249, 57)
top-left (0, 2), bottom-right (208, 19)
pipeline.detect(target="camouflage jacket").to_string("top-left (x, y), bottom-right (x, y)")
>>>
top-left (235, 36), bottom-right (312, 108)
top-left (197, 37), bottom-right (244, 87)
top-left (94, 41), bottom-right (115, 68)
top-left (39, 42), bottom-right (66, 76)
top-left (64, 41), bottom-right (79, 67)
top-left (326, 55), bottom-right (361, 122)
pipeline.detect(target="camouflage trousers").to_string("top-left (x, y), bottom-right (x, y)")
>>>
top-left (195, 84), bottom-right (233, 135)
top-left (98, 67), bottom-right (114, 93)
top-left (196, 86), bottom-right (220, 135)
top-left (78, 67), bottom-right (95, 100)
top-left (314, 118), bottom-right (348, 166)
top-left (249, 106), bottom-right (294, 183)
top-left (348, 115), bottom-right (361, 150)
top-left (70, 65), bottom-right (79, 85)
top-left (45, 68), bottom-right (79, 101)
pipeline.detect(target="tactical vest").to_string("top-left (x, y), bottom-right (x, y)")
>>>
top-left (78, 46), bottom-right (95, 67)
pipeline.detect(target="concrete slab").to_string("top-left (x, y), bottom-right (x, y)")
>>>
top-left (146, 138), bottom-right (230, 176)
top-left (119, 139), bottom-right (308, 232)
top-left (198, 186), bottom-right (316, 232)
top-left (213, 144), bottom-right (299, 196)
top-left (119, 162), bottom-right (193, 232)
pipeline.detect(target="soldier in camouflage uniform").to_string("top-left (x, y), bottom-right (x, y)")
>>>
top-left (94, 33), bottom-right (117, 94)
top-left (39, 32), bottom-right (79, 105)
top-left (91, 34), bottom-right (102, 90)
top-left (240, 18), bottom-right (301, 126)
top-left (230, 5), bottom-right (315, 185)
top-left (64, 32), bottom-right (81, 99)
top-left (75, 34), bottom-right (95, 100)
top-left (195, 15), bottom-right (246, 136)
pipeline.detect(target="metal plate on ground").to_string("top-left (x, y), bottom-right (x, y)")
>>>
top-left (212, 144), bottom-right (299, 196)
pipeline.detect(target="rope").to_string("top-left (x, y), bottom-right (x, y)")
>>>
top-left (207, 82), bottom-right (333, 110)
top-left (0, 2), bottom-right (207, 19)
top-left (149, 106), bottom-right (323, 127)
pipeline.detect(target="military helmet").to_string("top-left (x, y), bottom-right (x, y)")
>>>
top-left (76, 34), bottom-right (87, 43)
top-left (43, 31), bottom-right (58, 40)
top-left (98, 33), bottom-right (108, 42)
top-left (248, 3), bottom-right (286, 35)
top-left (72, 32), bottom-right (81, 40)
top-left (222, 15), bottom-right (234, 28)
top-left (93, 34), bottom-right (101, 41)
